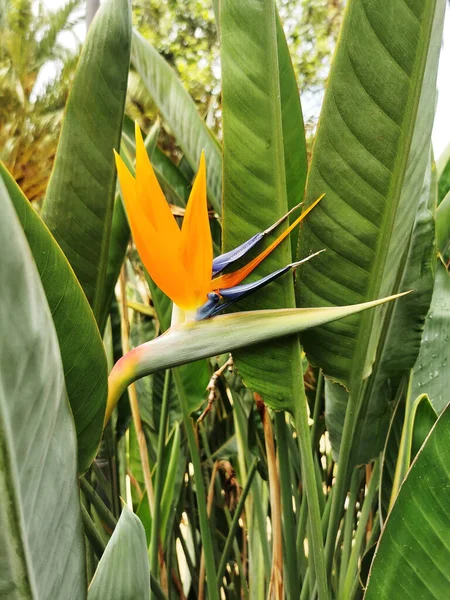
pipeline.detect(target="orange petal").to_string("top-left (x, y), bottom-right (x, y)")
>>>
top-left (115, 150), bottom-right (197, 309)
top-left (132, 214), bottom-right (197, 309)
top-left (135, 122), bottom-right (181, 241)
top-left (180, 151), bottom-right (213, 303)
top-left (114, 149), bottom-right (136, 208)
top-left (212, 194), bottom-right (324, 290)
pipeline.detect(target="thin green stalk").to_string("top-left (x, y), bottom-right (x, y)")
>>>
top-left (232, 388), bottom-right (271, 577)
top-left (81, 503), bottom-right (106, 559)
top-left (150, 573), bottom-right (168, 600)
top-left (310, 370), bottom-right (324, 450)
top-left (91, 460), bottom-right (113, 504)
top-left (274, 412), bottom-right (300, 599)
top-left (323, 382), bottom-right (365, 578)
top-left (216, 457), bottom-right (259, 587)
top-left (341, 460), bottom-right (380, 600)
top-left (300, 483), bottom-right (335, 600)
top-left (296, 486), bottom-right (309, 580)
top-left (199, 423), bottom-right (249, 598)
top-left (186, 468), bottom-right (201, 567)
top-left (150, 369), bottom-right (172, 578)
top-left (80, 476), bottom-right (117, 533)
top-left (338, 467), bottom-right (363, 598)
top-left (314, 456), bottom-right (326, 512)
top-left (293, 389), bottom-right (329, 600)
top-left (172, 368), bottom-right (219, 600)
top-left (299, 563), bottom-right (311, 600)
top-left (389, 376), bottom-right (414, 509)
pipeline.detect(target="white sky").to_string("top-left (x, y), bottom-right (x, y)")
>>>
top-left (39, 0), bottom-right (450, 160)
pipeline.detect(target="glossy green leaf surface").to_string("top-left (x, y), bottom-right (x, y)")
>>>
top-left (412, 262), bottom-right (450, 413)
top-left (298, 0), bottom-right (444, 390)
top-left (220, 0), bottom-right (303, 411)
top-left (436, 190), bottom-right (450, 265)
top-left (324, 153), bottom-right (436, 463)
top-left (131, 29), bottom-right (222, 213)
top-left (365, 402), bottom-right (450, 599)
top-left (276, 13), bottom-right (307, 213)
top-left (437, 142), bottom-right (450, 203)
top-left (42, 0), bottom-right (132, 333)
top-left (0, 179), bottom-right (86, 599)
top-left (88, 506), bottom-right (150, 600)
top-left (379, 391), bottom-right (437, 520)
top-left (106, 293), bottom-right (407, 420)
top-left (0, 163), bottom-right (108, 474)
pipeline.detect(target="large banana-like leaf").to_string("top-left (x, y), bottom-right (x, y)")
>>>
top-left (220, 0), bottom-right (305, 411)
top-left (0, 179), bottom-right (86, 599)
top-left (0, 163), bottom-right (108, 474)
top-left (42, 0), bottom-right (132, 333)
top-left (88, 507), bottom-right (150, 600)
top-left (436, 190), bottom-right (450, 264)
top-left (276, 14), bottom-right (307, 215)
top-left (106, 294), bottom-right (407, 421)
top-left (437, 142), bottom-right (450, 202)
top-left (131, 29), bottom-right (222, 213)
top-left (412, 262), bottom-right (450, 413)
top-left (364, 401), bottom-right (450, 599)
top-left (325, 153), bottom-right (436, 463)
top-left (298, 0), bottom-right (444, 391)
top-left (379, 391), bottom-right (437, 521)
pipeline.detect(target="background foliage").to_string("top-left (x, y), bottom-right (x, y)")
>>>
top-left (1, 0), bottom-right (449, 599)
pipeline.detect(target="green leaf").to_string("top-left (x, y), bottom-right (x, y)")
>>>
top-left (412, 261), bottom-right (450, 413)
top-left (324, 155), bottom-right (436, 463)
top-left (0, 178), bottom-right (86, 599)
top-left (42, 0), bottom-right (132, 333)
top-left (0, 162), bottom-right (108, 474)
top-left (365, 402), bottom-right (450, 599)
top-left (436, 190), bottom-right (450, 265)
top-left (131, 29), bottom-right (222, 213)
top-left (297, 0), bottom-right (444, 390)
top-left (379, 390), bottom-right (437, 520)
top-left (136, 424), bottom-right (185, 548)
top-left (220, 0), bottom-right (303, 411)
top-left (106, 293), bottom-right (408, 421)
top-left (88, 506), bottom-right (150, 600)
top-left (436, 142), bottom-right (450, 203)
top-left (276, 13), bottom-right (307, 213)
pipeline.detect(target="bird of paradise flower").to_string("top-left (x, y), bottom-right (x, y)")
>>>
top-left (114, 124), bottom-right (323, 325)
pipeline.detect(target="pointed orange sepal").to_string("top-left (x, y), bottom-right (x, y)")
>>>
top-left (114, 143), bottom-right (198, 310)
top-left (180, 151), bottom-right (213, 305)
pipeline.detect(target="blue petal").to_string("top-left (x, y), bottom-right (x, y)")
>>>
top-left (211, 203), bottom-right (302, 276)
top-left (197, 251), bottom-right (324, 320)
top-left (195, 292), bottom-right (222, 320)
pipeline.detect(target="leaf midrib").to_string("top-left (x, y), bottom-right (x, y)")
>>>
top-left (349, 0), bottom-right (437, 389)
